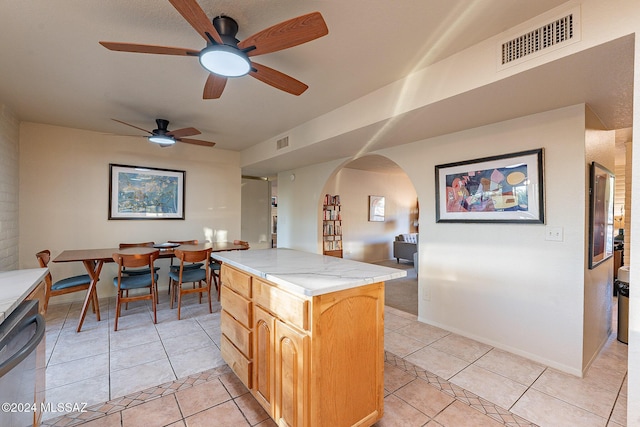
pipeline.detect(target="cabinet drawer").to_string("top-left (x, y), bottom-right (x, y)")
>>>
top-left (221, 310), bottom-right (252, 358)
top-left (221, 265), bottom-right (252, 299)
top-left (221, 335), bottom-right (252, 389)
top-left (221, 286), bottom-right (252, 327)
top-left (254, 279), bottom-right (309, 331)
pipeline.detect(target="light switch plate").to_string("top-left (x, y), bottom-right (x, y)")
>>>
top-left (545, 226), bottom-right (563, 241)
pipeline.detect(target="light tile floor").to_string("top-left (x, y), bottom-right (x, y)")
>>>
top-left (40, 281), bottom-right (628, 427)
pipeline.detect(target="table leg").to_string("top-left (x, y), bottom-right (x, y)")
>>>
top-left (77, 260), bottom-right (104, 332)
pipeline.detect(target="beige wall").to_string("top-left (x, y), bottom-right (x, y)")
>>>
top-left (278, 105), bottom-right (597, 375)
top-left (392, 105), bottom-right (592, 376)
top-left (18, 122), bottom-right (241, 300)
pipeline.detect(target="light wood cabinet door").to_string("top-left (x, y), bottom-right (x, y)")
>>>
top-left (253, 305), bottom-right (275, 415)
top-left (274, 320), bottom-right (309, 427)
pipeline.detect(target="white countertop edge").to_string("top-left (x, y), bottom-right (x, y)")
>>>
top-left (264, 271), bottom-right (407, 296)
top-left (0, 268), bottom-right (49, 324)
top-left (212, 249), bottom-right (407, 297)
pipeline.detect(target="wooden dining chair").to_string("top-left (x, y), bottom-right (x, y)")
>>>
top-left (35, 249), bottom-right (95, 313)
top-left (168, 248), bottom-right (212, 320)
top-left (167, 240), bottom-right (202, 294)
top-left (118, 242), bottom-right (161, 304)
top-left (111, 250), bottom-right (160, 331)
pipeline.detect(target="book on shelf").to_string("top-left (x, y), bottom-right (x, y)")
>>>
top-left (323, 240), bottom-right (343, 251)
top-left (323, 208), bottom-right (341, 220)
top-left (324, 194), bottom-right (341, 206)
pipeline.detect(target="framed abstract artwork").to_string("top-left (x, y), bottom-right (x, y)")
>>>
top-left (588, 162), bottom-right (615, 269)
top-left (435, 149), bottom-right (544, 223)
top-left (109, 164), bottom-right (185, 220)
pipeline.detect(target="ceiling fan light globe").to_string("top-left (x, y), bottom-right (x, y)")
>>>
top-left (199, 45), bottom-right (250, 77)
top-left (148, 135), bottom-right (176, 145)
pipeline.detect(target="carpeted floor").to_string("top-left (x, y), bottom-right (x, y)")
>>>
top-left (375, 259), bottom-right (418, 315)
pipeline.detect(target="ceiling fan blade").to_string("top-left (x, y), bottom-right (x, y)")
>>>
top-left (203, 74), bottom-right (227, 99)
top-left (111, 119), bottom-right (152, 134)
top-left (167, 127), bottom-right (201, 139)
top-left (168, 0), bottom-right (223, 44)
top-left (99, 42), bottom-right (199, 56)
top-left (238, 12), bottom-right (328, 57)
top-left (178, 138), bottom-right (216, 147)
top-left (249, 62), bottom-right (308, 96)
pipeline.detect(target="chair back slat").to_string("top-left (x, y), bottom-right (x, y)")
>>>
top-left (174, 248), bottom-right (211, 264)
top-left (119, 242), bottom-right (155, 249)
top-left (233, 240), bottom-right (250, 248)
top-left (168, 240), bottom-right (198, 245)
top-left (36, 250), bottom-right (51, 267)
top-left (112, 250), bottom-right (159, 269)
top-left (35, 250), bottom-right (54, 288)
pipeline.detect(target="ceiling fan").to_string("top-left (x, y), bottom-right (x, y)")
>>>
top-left (99, 0), bottom-right (329, 99)
top-left (113, 118), bottom-right (216, 147)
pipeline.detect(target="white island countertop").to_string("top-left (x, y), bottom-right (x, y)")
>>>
top-left (211, 248), bottom-right (407, 297)
top-left (0, 268), bottom-right (48, 323)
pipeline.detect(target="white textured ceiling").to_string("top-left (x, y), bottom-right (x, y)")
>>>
top-left (1, 1), bottom-right (633, 176)
top-left (1, 1), bottom-right (582, 155)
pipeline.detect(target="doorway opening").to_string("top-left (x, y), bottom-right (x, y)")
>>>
top-left (321, 154), bottom-right (419, 315)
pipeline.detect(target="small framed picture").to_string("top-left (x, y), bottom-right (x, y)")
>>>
top-left (369, 195), bottom-right (385, 222)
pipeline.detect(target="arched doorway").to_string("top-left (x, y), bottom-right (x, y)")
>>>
top-left (320, 154), bottom-right (419, 315)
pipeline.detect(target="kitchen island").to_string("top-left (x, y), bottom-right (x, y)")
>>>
top-left (211, 248), bottom-right (406, 427)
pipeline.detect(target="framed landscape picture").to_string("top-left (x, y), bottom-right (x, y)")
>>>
top-left (435, 149), bottom-right (544, 223)
top-left (109, 164), bottom-right (185, 220)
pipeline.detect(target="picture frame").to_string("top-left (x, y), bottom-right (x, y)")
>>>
top-left (369, 195), bottom-right (385, 222)
top-left (109, 164), bottom-right (185, 220)
top-left (588, 162), bottom-right (615, 269)
top-left (435, 149), bottom-right (544, 223)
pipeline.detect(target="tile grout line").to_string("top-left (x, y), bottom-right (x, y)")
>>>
top-left (42, 301), bottom-right (534, 426)
top-left (42, 351), bottom-right (538, 427)
top-left (384, 351), bottom-right (540, 427)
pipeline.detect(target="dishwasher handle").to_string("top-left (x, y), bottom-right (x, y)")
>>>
top-left (0, 313), bottom-right (45, 377)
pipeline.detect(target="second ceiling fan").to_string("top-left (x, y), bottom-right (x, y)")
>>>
top-left (100, 0), bottom-right (329, 99)
top-left (113, 118), bottom-right (216, 147)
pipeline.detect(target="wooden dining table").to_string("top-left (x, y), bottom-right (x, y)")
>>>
top-left (53, 242), bottom-right (249, 332)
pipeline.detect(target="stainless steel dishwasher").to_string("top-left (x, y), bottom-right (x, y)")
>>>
top-left (0, 300), bottom-right (46, 427)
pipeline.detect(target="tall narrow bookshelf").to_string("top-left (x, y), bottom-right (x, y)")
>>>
top-left (323, 194), bottom-right (343, 258)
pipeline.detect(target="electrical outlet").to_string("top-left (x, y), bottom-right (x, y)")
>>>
top-left (545, 226), bottom-right (563, 242)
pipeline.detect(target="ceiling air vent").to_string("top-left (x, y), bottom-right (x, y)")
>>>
top-left (276, 136), bottom-right (289, 150)
top-left (498, 6), bottom-right (580, 69)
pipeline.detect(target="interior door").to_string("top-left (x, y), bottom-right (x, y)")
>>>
top-left (241, 177), bottom-right (271, 248)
